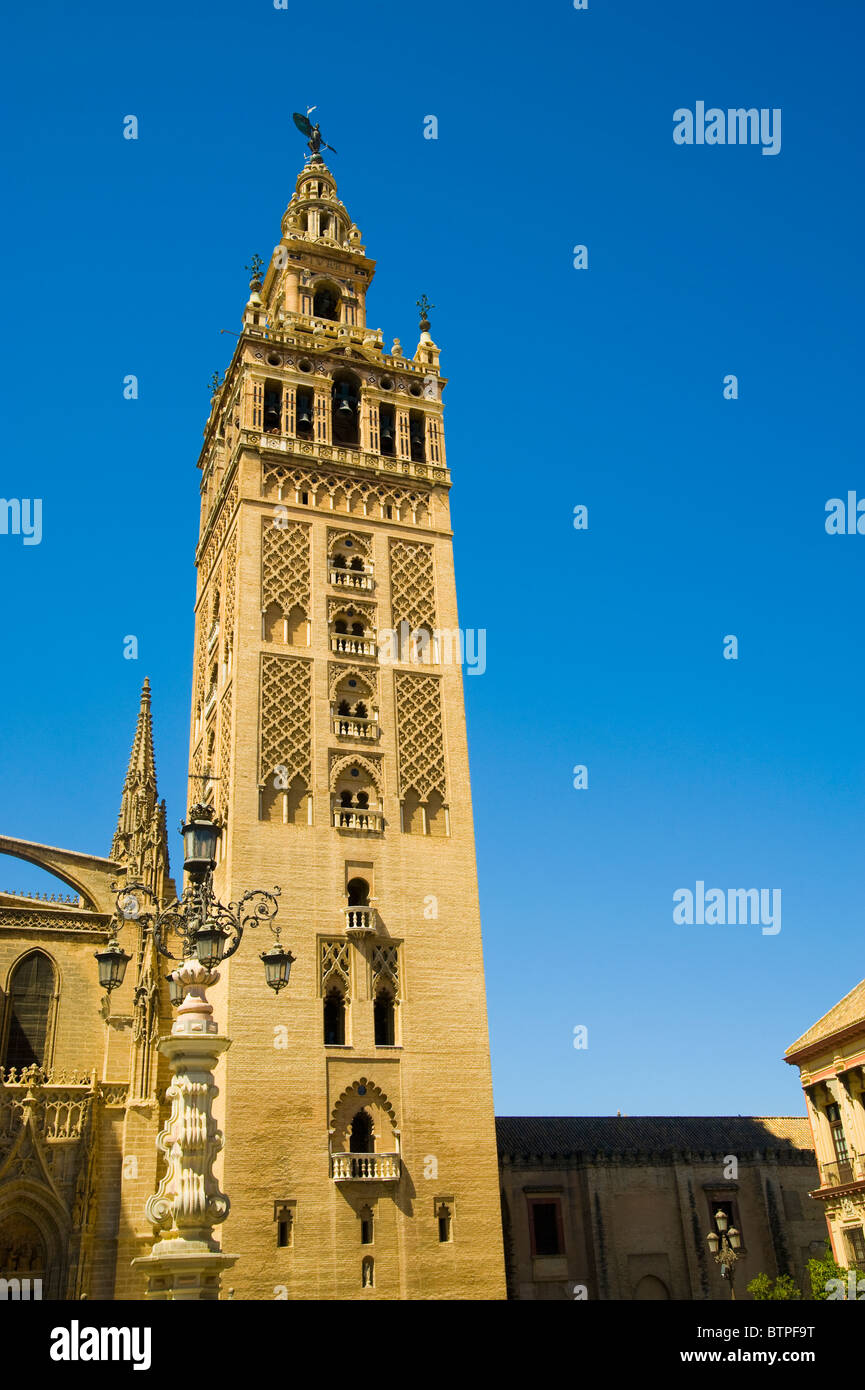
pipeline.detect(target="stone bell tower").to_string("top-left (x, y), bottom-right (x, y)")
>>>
top-left (189, 149), bottom-right (505, 1299)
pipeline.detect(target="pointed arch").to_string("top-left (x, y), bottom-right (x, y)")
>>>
top-left (1, 950), bottom-right (59, 1071)
top-left (329, 753), bottom-right (383, 794)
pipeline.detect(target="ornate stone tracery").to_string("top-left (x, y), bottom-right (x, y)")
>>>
top-left (321, 940), bottom-right (351, 998)
top-left (259, 654), bottom-right (312, 789)
top-left (389, 539), bottom-right (436, 631)
top-left (394, 672), bottom-right (446, 801)
top-left (262, 518), bottom-right (310, 618)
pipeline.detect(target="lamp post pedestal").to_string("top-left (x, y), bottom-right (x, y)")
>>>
top-left (132, 961), bottom-right (237, 1300)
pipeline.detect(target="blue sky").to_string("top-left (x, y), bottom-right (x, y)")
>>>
top-left (1, 0), bottom-right (863, 1117)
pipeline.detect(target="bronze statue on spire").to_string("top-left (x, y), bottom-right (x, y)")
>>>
top-left (292, 107), bottom-right (337, 160)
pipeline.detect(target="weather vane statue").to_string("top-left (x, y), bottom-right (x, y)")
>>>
top-left (292, 106), bottom-right (337, 162)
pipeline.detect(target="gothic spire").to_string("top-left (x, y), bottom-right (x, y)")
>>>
top-left (110, 679), bottom-right (172, 898)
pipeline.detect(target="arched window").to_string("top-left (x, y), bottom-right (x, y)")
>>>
top-left (374, 990), bottom-right (395, 1046)
top-left (350, 1108), bottom-right (373, 1153)
top-left (347, 877), bottom-right (369, 907)
top-left (409, 410), bottom-right (426, 462)
top-left (314, 282), bottom-right (340, 320)
top-left (323, 990), bottom-right (346, 1045)
top-left (332, 372), bottom-right (360, 446)
top-left (3, 952), bottom-right (56, 1070)
top-left (296, 387), bottom-right (314, 439)
top-left (263, 382), bottom-right (282, 433)
top-left (379, 404), bottom-right (395, 456)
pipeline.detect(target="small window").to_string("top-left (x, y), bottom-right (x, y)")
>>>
top-left (274, 1202), bottom-right (295, 1248)
top-left (438, 1207), bottom-right (452, 1243)
top-left (529, 1200), bottom-right (563, 1258)
top-left (323, 990), bottom-right (345, 1045)
top-left (374, 991), bottom-right (395, 1046)
top-left (360, 1215), bottom-right (373, 1245)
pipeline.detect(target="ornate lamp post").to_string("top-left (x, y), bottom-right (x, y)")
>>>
top-left (706, 1207), bottom-right (742, 1299)
top-left (96, 803), bottom-right (294, 1300)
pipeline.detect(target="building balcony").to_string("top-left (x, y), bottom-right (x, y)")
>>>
top-left (207, 621), bottom-right (220, 653)
top-left (331, 1152), bottom-right (400, 1182)
top-left (204, 685), bottom-right (218, 717)
top-left (330, 635), bottom-right (377, 658)
top-left (330, 569), bottom-right (374, 591)
top-left (332, 807), bottom-right (382, 833)
top-left (344, 905), bottom-right (377, 935)
top-left (818, 1154), bottom-right (865, 1190)
top-left (332, 716), bottom-right (378, 741)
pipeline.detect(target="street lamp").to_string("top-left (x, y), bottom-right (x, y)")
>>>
top-left (101, 802), bottom-right (295, 1300)
top-left (706, 1208), bottom-right (742, 1298)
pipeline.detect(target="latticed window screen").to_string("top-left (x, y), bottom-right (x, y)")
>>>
top-left (3, 953), bottom-right (55, 1069)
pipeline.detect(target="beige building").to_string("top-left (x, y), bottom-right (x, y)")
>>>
top-left (785, 978), bottom-right (865, 1271)
top-left (498, 1116), bottom-right (827, 1299)
top-left (0, 151), bottom-right (506, 1299)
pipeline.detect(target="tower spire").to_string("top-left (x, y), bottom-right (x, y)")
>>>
top-left (110, 678), bottom-right (172, 897)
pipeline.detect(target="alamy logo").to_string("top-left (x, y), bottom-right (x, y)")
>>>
top-left (673, 881), bottom-right (781, 935)
top-left (673, 103), bottom-right (781, 156)
top-left (49, 1321), bottom-right (151, 1371)
top-left (377, 621), bottom-right (486, 675)
top-left (0, 1275), bottom-right (41, 1299)
top-left (0, 497), bottom-right (42, 545)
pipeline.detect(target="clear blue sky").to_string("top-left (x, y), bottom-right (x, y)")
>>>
top-left (1, 0), bottom-right (863, 1118)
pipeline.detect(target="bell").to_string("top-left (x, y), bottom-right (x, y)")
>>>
top-left (381, 422), bottom-right (394, 445)
top-left (298, 406), bottom-right (312, 427)
top-left (337, 396), bottom-right (354, 415)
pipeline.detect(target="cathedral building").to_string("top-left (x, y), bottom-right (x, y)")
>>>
top-left (786, 977), bottom-right (865, 1271)
top-left (0, 152), bottom-right (506, 1299)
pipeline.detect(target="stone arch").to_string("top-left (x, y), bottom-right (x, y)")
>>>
top-left (634, 1274), bottom-right (670, 1300)
top-left (0, 1181), bottom-right (70, 1300)
top-left (329, 529), bottom-right (372, 561)
top-left (329, 1078), bottom-right (399, 1155)
top-left (328, 665), bottom-right (377, 702)
top-left (329, 754), bottom-right (382, 795)
top-left (0, 838), bottom-right (109, 912)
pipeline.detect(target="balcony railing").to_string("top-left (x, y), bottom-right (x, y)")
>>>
top-left (332, 716), bottom-right (378, 740)
top-left (331, 1152), bottom-right (400, 1182)
top-left (330, 635), bottom-right (377, 657)
top-left (332, 808), bottom-right (383, 833)
top-left (820, 1154), bottom-right (865, 1187)
top-left (330, 569), bottom-right (374, 591)
top-left (345, 905), bottom-right (377, 935)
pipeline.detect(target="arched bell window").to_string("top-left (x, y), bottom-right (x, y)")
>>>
top-left (379, 404), bottom-right (396, 456)
top-left (314, 281), bottom-right (340, 320)
top-left (2, 951), bottom-right (57, 1070)
top-left (332, 371), bottom-right (360, 447)
top-left (409, 410), bottom-right (426, 462)
top-left (296, 386), bottom-right (314, 439)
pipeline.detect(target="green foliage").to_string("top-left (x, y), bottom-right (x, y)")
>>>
top-left (747, 1271), bottom-right (802, 1301)
top-left (807, 1242), bottom-right (851, 1300)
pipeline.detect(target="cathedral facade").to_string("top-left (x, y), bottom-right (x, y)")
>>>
top-left (0, 154), bottom-right (506, 1300)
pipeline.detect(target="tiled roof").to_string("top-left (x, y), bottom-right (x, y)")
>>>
top-left (785, 977), bottom-right (865, 1058)
top-left (495, 1115), bottom-right (813, 1158)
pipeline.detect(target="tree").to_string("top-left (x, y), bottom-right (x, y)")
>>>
top-left (747, 1272), bottom-right (802, 1301)
top-left (807, 1242), bottom-right (851, 1300)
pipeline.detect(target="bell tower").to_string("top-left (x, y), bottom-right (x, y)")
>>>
top-left (189, 146), bottom-right (505, 1299)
